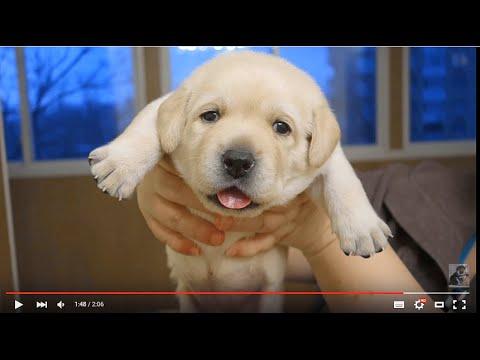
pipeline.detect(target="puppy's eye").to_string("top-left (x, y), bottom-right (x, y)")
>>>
top-left (272, 121), bottom-right (291, 135)
top-left (200, 111), bottom-right (220, 122)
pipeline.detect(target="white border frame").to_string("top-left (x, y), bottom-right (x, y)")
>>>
top-left (400, 47), bottom-right (476, 158)
top-left (8, 47), bottom-right (147, 178)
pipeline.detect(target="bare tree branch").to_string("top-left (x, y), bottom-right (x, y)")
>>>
top-left (30, 48), bottom-right (92, 115)
top-left (0, 48), bottom-right (16, 117)
top-left (53, 47), bottom-right (71, 70)
top-left (47, 48), bottom-right (91, 91)
top-left (32, 82), bottom-right (106, 119)
top-left (29, 48), bottom-right (96, 119)
top-left (33, 57), bottom-right (110, 118)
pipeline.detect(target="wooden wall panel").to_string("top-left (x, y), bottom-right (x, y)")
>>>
top-left (9, 177), bottom-right (177, 311)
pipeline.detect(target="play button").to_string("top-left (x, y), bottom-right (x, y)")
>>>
top-left (14, 300), bottom-right (23, 310)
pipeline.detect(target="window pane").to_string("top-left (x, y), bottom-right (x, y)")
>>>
top-left (24, 47), bottom-right (137, 160)
top-left (169, 46), bottom-right (273, 90)
top-left (0, 47), bottom-right (23, 161)
top-left (279, 47), bottom-right (377, 145)
top-left (410, 47), bottom-right (476, 142)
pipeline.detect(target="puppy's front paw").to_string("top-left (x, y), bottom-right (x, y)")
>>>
top-left (89, 141), bottom-right (154, 200)
top-left (332, 207), bottom-right (392, 258)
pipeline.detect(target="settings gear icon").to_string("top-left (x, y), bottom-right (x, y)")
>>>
top-left (414, 299), bottom-right (425, 310)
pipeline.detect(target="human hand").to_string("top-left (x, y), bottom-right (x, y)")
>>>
top-left (137, 158), bottom-right (312, 257)
top-left (137, 158), bottom-right (225, 256)
top-left (220, 195), bottom-right (333, 258)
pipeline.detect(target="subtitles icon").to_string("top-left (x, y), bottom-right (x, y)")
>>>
top-left (393, 300), bottom-right (405, 309)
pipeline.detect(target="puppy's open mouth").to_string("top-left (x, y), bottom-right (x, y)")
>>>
top-left (207, 187), bottom-right (258, 210)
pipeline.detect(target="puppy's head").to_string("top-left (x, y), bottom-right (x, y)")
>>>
top-left (157, 51), bottom-right (340, 217)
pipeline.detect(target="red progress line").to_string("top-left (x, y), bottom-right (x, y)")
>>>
top-left (5, 291), bottom-right (403, 295)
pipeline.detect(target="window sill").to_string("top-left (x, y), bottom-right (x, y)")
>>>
top-left (7, 140), bottom-right (475, 178)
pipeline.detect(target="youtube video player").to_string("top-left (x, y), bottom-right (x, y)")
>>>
top-left (0, 45), bottom-right (476, 315)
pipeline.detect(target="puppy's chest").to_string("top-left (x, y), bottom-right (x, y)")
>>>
top-left (167, 231), bottom-right (265, 291)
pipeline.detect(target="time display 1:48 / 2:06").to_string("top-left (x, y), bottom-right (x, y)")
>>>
top-left (74, 301), bottom-right (105, 308)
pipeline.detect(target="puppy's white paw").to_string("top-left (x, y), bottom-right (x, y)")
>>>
top-left (332, 207), bottom-right (392, 258)
top-left (88, 140), bottom-right (158, 200)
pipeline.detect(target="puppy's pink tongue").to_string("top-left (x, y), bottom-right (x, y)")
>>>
top-left (217, 187), bottom-right (252, 209)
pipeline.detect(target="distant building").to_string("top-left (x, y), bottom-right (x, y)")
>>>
top-left (328, 48), bottom-right (376, 145)
top-left (410, 47), bottom-right (476, 142)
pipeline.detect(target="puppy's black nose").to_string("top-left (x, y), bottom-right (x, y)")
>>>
top-left (223, 149), bottom-right (255, 179)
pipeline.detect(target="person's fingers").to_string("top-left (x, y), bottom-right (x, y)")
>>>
top-left (146, 194), bottom-right (225, 246)
top-left (267, 192), bottom-right (310, 213)
top-left (278, 200), bottom-right (330, 252)
top-left (157, 157), bottom-right (179, 175)
top-left (144, 216), bottom-right (202, 256)
top-left (215, 193), bottom-right (308, 232)
top-left (226, 221), bottom-right (297, 257)
top-left (152, 164), bottom-right (215, 215)
top-left (216, 202), bottom-right (302, 233)
top-left (260, 207), bottom-right (301, 232)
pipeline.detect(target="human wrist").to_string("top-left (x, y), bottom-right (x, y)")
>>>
top-left (301, 222), bottom-right (337, 263)
top-left (287, 203), bottom-right (337, 260)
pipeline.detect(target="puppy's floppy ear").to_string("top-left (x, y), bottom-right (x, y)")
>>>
top-left (308, 102), bottom-right (341, 168)
top-left (157, 86), bottom-right (190, 153)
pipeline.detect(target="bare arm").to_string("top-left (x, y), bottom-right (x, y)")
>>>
top-left (284, 201), bottom-right (437, 313)
top-left (285, 248), bottom-right (317, 284)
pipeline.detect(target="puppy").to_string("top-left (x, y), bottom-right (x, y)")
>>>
top-left (89, 51), bottom-right (392, 312)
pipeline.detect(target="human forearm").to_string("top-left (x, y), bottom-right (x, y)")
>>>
top-left (286, 248), bottom-right (316, 284)
top-left (289, 206), bottom-right (436, 312)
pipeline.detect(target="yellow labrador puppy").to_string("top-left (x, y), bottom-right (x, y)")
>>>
top-left (89, 51), bottom-right (392, 312)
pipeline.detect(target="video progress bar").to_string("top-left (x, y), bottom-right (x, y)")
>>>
top-left (6, 291), bottom-right (401, 295)
top-left (403, 292), bottom-right (470, 295)
top-left (5, 291), bottom-right (471, 296)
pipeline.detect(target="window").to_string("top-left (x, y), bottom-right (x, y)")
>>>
top-left (0, 47), bottom-right (144, 174)
top-left (278, 47), bottom-right (377, 145)
top-left (168, 46), bottom-right (379, 146)
top-left (0, 47), bottom-right (22, 161)
top-left (2, 47), bottom-right (475, 177)
top-left (409, 47), bottom-right (476, 143)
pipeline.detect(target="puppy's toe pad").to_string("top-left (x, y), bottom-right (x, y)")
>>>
top-left (89, 146), bottom-right (109, 165)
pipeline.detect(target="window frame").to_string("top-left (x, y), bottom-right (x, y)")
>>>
top-left (400, 47), bottom-right (476, 158)
top-left (159, 46), bottom-right (392, 161)
top-left (7, 46), bottom-right (147, 178)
